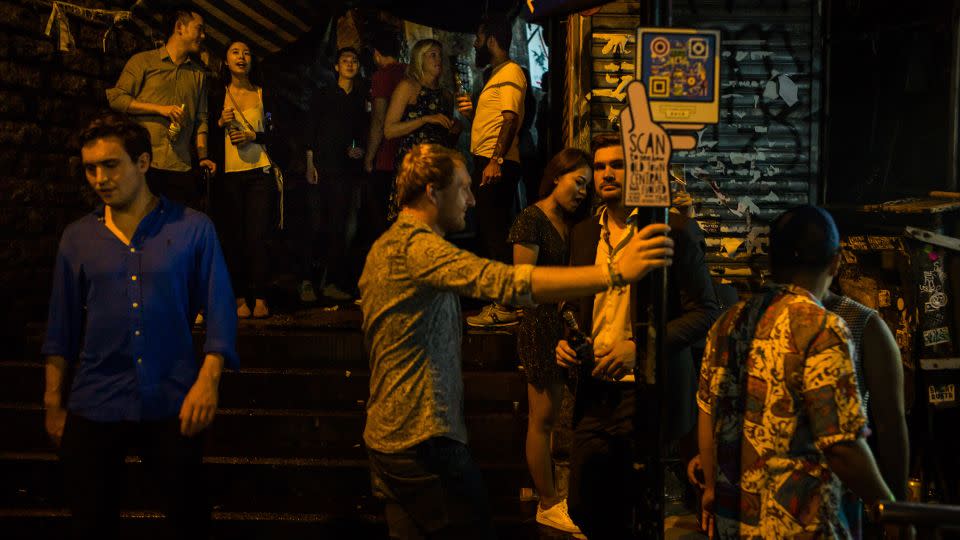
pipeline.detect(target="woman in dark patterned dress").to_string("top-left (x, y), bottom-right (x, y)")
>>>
top-left (509, 148), bottom-right (593, 533)
top-left (383, 39), bottom-right (460, 219)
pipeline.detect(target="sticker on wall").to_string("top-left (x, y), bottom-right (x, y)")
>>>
top-left (846, 236), bottom-right (869, 251)
top-left (928, 384), bottom-right (956, 405)
top-left (922, 326), bottom-right (951, 347)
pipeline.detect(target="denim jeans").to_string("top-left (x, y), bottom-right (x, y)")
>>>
top-left (367, 437), bottom-right (496, 540)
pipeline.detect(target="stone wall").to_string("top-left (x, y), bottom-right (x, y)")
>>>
top-left (0, 0), bottom-right (151, 353)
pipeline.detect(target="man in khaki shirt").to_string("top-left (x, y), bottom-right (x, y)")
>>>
top-left (106, 5), bottom-right (215, 208)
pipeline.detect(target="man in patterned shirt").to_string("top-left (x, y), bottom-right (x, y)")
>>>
top-left (697, 205), bottom-right (894, 539)
top-left (359, 143), bottom-right (675, 539)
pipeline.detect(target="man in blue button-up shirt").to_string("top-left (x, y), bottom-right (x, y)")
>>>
top-left (41, 112), bottom-right (237, 539)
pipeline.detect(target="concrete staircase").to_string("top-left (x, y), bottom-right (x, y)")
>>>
top-left (0, 310), bottom-right (576, 539)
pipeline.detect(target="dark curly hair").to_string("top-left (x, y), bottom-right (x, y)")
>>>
top-left (79, 112), bottom-right (152, 163)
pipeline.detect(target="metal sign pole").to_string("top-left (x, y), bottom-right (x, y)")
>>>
top-left (621, 25), bottom-right (720, 538)
top-left (630, 206), bottom-right (671, 539)
top-left (619, 80), bottom-right (672, 538)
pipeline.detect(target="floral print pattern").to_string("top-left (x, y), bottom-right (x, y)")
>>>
top-left (698, 285), bottom-right (868, 539)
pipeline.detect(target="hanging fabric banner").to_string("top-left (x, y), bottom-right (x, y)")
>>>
top-left (42, 1), bottom-right (133, 53)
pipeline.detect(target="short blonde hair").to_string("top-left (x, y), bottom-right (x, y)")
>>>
top-left (406, 39), bottom-right (443, 84)
top-left (396, 144), bottom-right (465, 207)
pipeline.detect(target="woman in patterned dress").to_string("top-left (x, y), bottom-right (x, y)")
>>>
top-left (383, 39), bottom-right (461, 219)
top-left (510, 149), bottom-right (593, 532)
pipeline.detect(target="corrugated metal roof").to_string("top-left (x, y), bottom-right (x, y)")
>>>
top-left (132, 0), bottom-right (521, 57)
top-left (129, 0), bottom-right (328, 57)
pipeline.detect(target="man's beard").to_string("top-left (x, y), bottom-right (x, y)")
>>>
top-left (598, 182), bottom-right (623, 204)
top-left (474, 45), bottom-right (491, 68)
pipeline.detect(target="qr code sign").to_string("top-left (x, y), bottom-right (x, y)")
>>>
top-left (928, 384), bottom-right (956, 405)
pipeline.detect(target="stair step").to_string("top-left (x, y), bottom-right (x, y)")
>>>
top-left (0, 508), bottom-right (388, 540)
top-left (0, 452), bottom-right (532, 515)
top-left (13, 327), bottom-right (520, 370)
top-left (0, 405), bottom-right (527, 461)
top-left (0, 363), bottom-right (528, 411)
top-left (0, 508), bottom-right (556, 540)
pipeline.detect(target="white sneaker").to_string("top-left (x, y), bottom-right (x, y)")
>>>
top-left (465, 303), bottom-right (519, 327)
top-left (536, 498), bottom-right (582, 534)
top-left (322, 284), bottom-right (352, 301)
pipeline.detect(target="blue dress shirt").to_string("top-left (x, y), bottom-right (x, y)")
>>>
top-left (42, 196), bottom-right (238, 422)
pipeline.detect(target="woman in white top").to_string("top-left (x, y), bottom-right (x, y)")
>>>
top-left (212, 40), bottom-right (278, 319)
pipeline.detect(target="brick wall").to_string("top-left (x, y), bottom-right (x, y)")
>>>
top-left (0, 0), bottom-right (151, 354)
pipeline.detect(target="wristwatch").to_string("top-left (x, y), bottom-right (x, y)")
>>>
top-left (492, 156), bottom-right (504, 165)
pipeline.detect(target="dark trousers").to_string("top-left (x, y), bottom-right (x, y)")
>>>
top-left (300, 178), bottom-right (357, 289)
top-left (147, 168), bottom-right (201, 210)
top-left (212, 168), bottom-right (274, 299)
top-left (470, 155), bottom-right (520, 264)
top-left (569, 382), bottom-right (653, 540)
top-left (367, 437), bottom-right (496, 540)
top-left (294, 183), bottom-right (325, 281)
top-left (360, 170), bottom-right (394, 245)
top-left (60, 414), bottom-right (209, 540)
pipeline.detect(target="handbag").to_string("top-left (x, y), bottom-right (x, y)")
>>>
top-left (226, 87), bottom-right (286, 229)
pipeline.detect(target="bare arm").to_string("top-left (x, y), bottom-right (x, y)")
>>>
top-left (491, 110), bottom-right (519, 160)
top-left (698, 408), bottom-right (716, 491)
top-left (124, 100), bottom-right (175, 117)
top-left (513, 243), bottom-right (539, 266)
top-left (531, 224), bottom-right (672, 302)
top-left (530, 264), bottom-right (609, 304)
top-left (863, 314), bottom-right (909, 500)
top-left (196, 132), bottom-right (208, 158)
top-left (824, 438), bottom-right (895, 504)
top-left (384, 80), bottom-right (426, 140)
top-left (410, 223), bottom-right (672, 306)
top-left (365, 97), bottom-right (389, 171)
top-left (44, 355), bottom-right (67, 409)
top-left (480, 110), bottom-right (520, 186)
top-left (44, 355), bottom-right (68, 446)
top-left (197, 132), bottom-right (214, 172)
top-left (698, 408), bottom-right (717, 534)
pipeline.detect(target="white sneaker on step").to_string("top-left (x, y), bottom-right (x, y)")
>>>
top-left (535, 498), bottom-right (582, 534)
top-left (322, 284), bottom-right (352, 301)
top-left (465, 303), bottom-right (519, 327)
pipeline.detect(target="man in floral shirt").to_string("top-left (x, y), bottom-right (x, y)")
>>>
top-left (697, 205), bottom-right (894, 539)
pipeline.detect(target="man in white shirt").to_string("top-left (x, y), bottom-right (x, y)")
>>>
top-left (459, 14), bottom-right (528, 327)
top-left (555, 133), bottom-right (720, 539)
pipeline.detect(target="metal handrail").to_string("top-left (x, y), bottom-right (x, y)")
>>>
top-left (869, 501), bottom-right (960, 528)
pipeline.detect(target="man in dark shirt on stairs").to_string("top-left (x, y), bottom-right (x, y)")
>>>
top-left (303, 47), bottom-right (369, 303)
